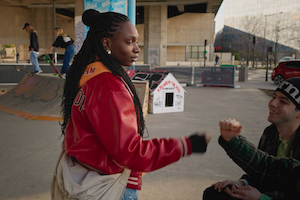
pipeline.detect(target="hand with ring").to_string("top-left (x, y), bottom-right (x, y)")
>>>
top-left (219, 118), bottom-right (242, 142)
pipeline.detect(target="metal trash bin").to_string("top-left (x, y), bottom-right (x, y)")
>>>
top-left (239, 65), bottom-right (248, 82)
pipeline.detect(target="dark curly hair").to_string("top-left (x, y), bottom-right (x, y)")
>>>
top-left (61, 9), bottom-right (145, 137)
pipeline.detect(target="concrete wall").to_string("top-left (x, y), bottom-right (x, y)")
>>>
top-left (136, 24), bottom-right (144, 46)
top-left (0, 6), bottom-right (31, 49)
top-left (136, 13), bottom-right (215, 46)
top-left (167, 13), bottom-right (215, 45)
top-left (136, 12), bottom-right (215, 64)
top-left (1, 5), bottom-right (214, 64)
top-left (143, 5), bottom-right (168, 67)
top-left (167, 46), bottom-right (186, 61)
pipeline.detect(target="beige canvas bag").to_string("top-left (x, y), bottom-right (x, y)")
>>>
top-left (50, 150), bottom-right (131, 200)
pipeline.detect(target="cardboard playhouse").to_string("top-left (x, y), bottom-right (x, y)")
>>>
top-left (131, 71), bottom-right (186, 114)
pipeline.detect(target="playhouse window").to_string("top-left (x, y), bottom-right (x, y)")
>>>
top-left (165, 93), bottom-right (174, 107)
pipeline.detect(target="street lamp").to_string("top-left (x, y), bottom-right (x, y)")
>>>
top-left (262, 12), bottom-right (283, 67)
top-left (263, 12), bottom-right (283, 82)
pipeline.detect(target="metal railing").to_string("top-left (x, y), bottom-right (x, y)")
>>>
top-left (1, 63), bottom-right (235, 87)
top-left (155, 66), bottom-right (235, 87)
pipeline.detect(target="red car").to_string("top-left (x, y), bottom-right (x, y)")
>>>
top-left (271, 60), bottom-right (300, 84)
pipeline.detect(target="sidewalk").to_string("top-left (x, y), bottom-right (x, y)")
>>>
top-left (0, 69), bottom-right (276, 200)
top-left (236, 68), bottom-right (277, 90)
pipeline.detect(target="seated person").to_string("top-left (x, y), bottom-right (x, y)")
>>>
top-left (203, 77), bottom-right (300, 200)
top-left (217, 118), bottom-right (300, 200)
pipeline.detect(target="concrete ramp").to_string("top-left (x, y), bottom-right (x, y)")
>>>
top-left (0, 74), bottom-right (64, 121)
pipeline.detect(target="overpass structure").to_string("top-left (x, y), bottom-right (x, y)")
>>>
top-left (0, 0), bottom-right (222, 67)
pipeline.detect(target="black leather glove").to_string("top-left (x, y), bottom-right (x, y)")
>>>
top-left (189, 132), bottom-right (207, 153)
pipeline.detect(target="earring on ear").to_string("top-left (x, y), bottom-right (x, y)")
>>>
top-left (106, 50), bottom-right (111, 55)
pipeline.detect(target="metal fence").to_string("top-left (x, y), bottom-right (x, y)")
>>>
top-left (122, 64), bottom-right (152, 71)
top-left (155, 66), bottom-right (235, 87)
top-left (134, 64), bottom-right (151, 71)
top-left (155, 66), bottom-right (194, 85)
top-left (1, 63), bottom-right (235, 87)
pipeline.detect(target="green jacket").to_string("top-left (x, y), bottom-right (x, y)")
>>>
top-left (219, 135), bottom-right (300, 200)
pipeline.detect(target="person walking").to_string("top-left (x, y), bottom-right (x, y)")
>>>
top-left (16, 51), bottom-right (19, 63)
top-left (23, 23), bottom-right (42, 73)
top-left (51, 9), bottom-right (212, 200)
top-left (45, 27), bottom-right (75, 76)
top-left (203, 77), bottom-right (300, 200)
top-left (215, 55), bottom-right (219, 66)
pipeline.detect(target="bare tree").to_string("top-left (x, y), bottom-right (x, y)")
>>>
top-left (238, 16), bottom-right (263, 66)
top-left (289, 14), bottom-right (300, 57)
top-left (268, 14), bottom-right (296, 64)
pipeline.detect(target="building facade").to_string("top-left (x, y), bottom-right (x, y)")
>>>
top-left (214, 0), bottom-right (300, 63)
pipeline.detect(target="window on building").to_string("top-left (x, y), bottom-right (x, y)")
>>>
top-left (189, 46), bottom-right (205, 59)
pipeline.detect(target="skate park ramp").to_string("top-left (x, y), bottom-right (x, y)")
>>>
top-left (0, 74), bottom-right (64, 121)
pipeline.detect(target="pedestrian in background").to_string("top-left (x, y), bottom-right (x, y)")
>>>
top-left (23, 23), bottom-right (42, 73)
top-left (45, 27), bottom-right (75, 76)
top-left (51, 9), bottom-right (212, 200)
top-left (215, 55), bottom-right (219, 66)
top-left (16, 51), bottom-right (19, 63)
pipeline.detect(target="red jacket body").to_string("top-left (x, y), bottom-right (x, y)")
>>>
top-left (64, 62), bottom-right (192, 190)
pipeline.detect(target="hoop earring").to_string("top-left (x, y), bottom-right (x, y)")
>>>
top-left (107, 50), bottom-right (111, 55)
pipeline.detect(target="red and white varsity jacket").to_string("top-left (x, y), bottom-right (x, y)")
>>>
top-left (64, 61), bottom-right (192, 190)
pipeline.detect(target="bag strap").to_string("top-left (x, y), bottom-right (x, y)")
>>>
top-left (70, 156), bottom-right (107, 175)
top-left (71, 156), bottom-right (132, 177)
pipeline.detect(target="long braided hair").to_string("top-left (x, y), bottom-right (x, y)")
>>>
top-left (61, 9), bottom-right (145, 137)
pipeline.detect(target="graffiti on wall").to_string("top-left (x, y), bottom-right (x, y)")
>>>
top-left (75, 17), bottom-right (85, 54)
top-left (175, 94), bottom-right (183, 107)
top-left (153, 97), bottom-right (162, 108)
top-left (148, 48), bottom-right (159, 66)
top-left (131, 71), bottom-right (168, 92)
top-left (13, 76), bottom-right (64, 102)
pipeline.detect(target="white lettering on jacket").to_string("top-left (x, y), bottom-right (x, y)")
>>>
top-left (74, 89), bottom-right (85, 111)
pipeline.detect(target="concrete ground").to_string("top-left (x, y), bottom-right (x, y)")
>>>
top-left (0, 69), bottom-right (277, 200)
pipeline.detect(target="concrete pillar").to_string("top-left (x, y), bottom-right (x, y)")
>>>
top-left (128, 0), bottom-right (136, 25)
top-left (128, 0), bottom-right (136, 70)
top-left (185, 45), bottom-right (189, 61)
top-left (144, 5), bottom-right (167, 67)
top-left (209, 44), bottom-right (213, 62)
top-left (32, 7), bottom-right (53, 51)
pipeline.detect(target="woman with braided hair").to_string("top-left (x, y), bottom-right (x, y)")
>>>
top-left (53, 9), bottom-right (212, 200)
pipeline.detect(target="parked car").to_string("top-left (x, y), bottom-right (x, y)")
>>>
top-left (278, 56), bottom-right (294, 64)
top-left (271, 60), bottom-right (300, 84)
top-left (38, 53), bottom-right (64, 63)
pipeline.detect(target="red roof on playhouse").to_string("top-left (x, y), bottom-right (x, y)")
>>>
top-left (131, 71), bottom-right (186, 114)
